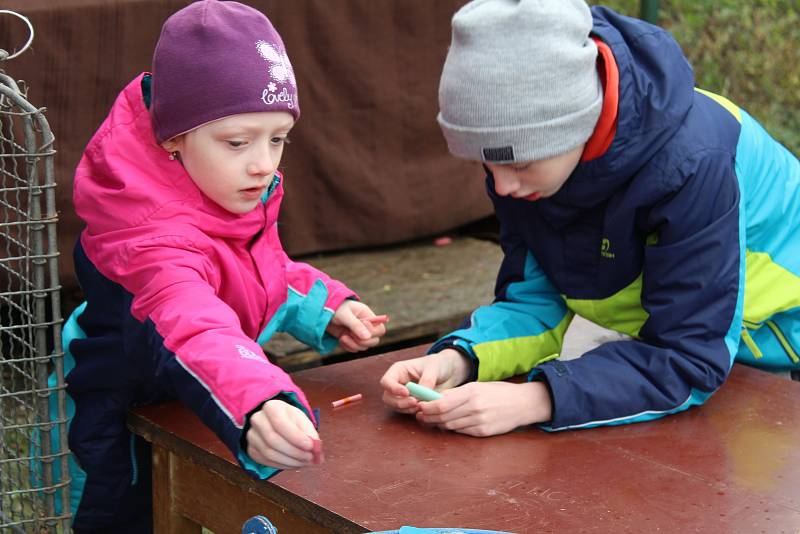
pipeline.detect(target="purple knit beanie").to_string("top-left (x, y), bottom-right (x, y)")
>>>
top-left (150, 0), bottom-right (300, 143)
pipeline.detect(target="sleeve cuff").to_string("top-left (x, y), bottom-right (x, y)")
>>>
top-left (237, 392), bottom-right (317, 479)
top-left (428, 337), bottom-right (479, 384)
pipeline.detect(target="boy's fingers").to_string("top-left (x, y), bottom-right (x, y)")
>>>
top-left (418, 364), bottom-right (439, 390)
top-left (418, 398), bottom-right (468, 422)
top-left (418, 389), bottom-right (467, 416)
top-left (379, 371), bottom-right (410, 397)
top-left (381, 390), bottom-right (419, 413)
top-left (436, 415), bottom-right (480, 432)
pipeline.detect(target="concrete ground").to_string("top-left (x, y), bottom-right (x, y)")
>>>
top-left (268, 236), bottom-right (625, 370)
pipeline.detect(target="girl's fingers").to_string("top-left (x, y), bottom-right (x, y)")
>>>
top-left (339, 334), bottom-right (365, 352)
top-left (261, 423), bottom-right (311, 463)
top-left (247, 426), bottom-right (307, 468)
top-left (361, 319), bottom-right (387, 338)
top-left (341, 311), bottom-right (371, 340)
top-left (326, 324), bottom-right (345, 337)
top-left (341, 333), bottom-right (381, 352)
top-left (264, 403), bottom-right (314, 452)
top-left (260, 448), bottom-right (308, 469)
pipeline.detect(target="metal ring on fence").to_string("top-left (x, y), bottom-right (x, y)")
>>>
top-left (0, 10), bottom-right (35, 61)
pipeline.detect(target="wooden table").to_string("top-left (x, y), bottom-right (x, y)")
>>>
top-left (128, 345), bottom-right (800, 533)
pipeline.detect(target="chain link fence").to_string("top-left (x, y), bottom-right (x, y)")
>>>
top-left (0, 10), bottom-right (71, 533)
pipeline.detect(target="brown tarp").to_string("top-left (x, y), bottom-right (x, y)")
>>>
top-left (0, 0), bottom-right (489, 295)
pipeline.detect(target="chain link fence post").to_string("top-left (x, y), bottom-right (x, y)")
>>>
top-left (0, 9), bottom-right (71, 533)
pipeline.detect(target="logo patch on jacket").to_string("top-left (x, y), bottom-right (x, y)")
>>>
top-left (600, 238), bottom-right (616, 259)
top-left (236, 344), bottom-right (265, 363)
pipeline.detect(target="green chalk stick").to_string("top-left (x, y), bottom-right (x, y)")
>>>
top-left (405, 381), bottom-right (442, 401)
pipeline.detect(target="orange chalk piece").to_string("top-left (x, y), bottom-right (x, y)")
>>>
top-left (310, 438), bottom-right (324, 465)
top-left (331, 393), bottom-right (363, 408)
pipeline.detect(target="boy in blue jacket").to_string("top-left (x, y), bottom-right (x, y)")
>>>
top-left (380, 0), bottom-right (800, 436)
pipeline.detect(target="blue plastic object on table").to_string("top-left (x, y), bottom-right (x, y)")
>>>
top-left (373, 527), bottom-right (513, 533)
top-left (242, 515), bottom-right (278, 534)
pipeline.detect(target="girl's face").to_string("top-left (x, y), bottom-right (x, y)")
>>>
top-left (162, 111), bottom-right (294, 214)
top-left (485, 144), bottom-right (584, 201)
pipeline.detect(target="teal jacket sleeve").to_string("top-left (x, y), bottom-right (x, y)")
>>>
top-left (430, 219), bottom-right (573, 381)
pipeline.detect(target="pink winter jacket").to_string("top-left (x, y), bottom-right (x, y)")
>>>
top-left (73, 74), bottom-right (354, 432)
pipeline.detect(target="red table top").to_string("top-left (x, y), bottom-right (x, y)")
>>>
top-left (131, 345), bottom-right (800, 533)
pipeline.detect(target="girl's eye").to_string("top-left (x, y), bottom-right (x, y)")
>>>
top-left (271, 136), bottom-right (291, 146)
top-left (226, 140), bottom-right (246, 148)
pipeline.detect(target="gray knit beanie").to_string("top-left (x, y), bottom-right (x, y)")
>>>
top-left (437, 0), bottom-right (603, 163)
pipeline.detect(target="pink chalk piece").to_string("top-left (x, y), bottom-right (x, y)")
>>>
top-left (331, 393), bottom-right (363, 408)
top-left (310, 438), bottom-right (324, 465)
top-left (434, 236), bottom-right (453, 246)
top-left (363, 314), bottom-right (389, 325)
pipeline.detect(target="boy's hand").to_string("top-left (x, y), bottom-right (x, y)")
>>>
top-left (415, 381), bottom-right (552, 437)
top-left (246, 399), bottom-right (320, 469)
top-left (380, 348), bottom-right (471, 414)
top-left (327, 300), bottom-right (386, 352)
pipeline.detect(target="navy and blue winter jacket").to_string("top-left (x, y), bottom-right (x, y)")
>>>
top-left (431, 7), bottom-right (800, 430)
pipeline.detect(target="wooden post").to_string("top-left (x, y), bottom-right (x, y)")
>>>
top-left (640, 0), bottom-right (659, 25)
top-left (152, 446), bottom-right (203, 534)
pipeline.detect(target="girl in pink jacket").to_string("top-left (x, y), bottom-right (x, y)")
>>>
top-left (64, 2), bottom-right (384, 531)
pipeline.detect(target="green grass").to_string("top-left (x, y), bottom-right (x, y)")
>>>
top-left (589, 1), bottom-right (800, 156)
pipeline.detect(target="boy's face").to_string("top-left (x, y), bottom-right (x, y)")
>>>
top-left (162, 111), bottom-right (294, 214)
top-left (485, 144), bottom-right (584, 201)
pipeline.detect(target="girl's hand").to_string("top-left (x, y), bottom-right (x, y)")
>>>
top-left (245, 399), bottom-right (319, 469)
top-left (415, 381), bottom-right (552, 437)
top-left (327, 300), bottom-right (386, 352)
top-left (379, 349), bottom-right (471, 414)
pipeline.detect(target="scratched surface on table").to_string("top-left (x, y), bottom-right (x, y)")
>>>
top-left (270, 347), bottom-right (800, 533)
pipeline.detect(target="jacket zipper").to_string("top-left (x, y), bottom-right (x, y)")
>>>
top-left (741, 322), bottom-right (800, 364)
top-left (765, 320), bottom-right (800, 363)
top-left (740, 328), bottom-right (762, 359)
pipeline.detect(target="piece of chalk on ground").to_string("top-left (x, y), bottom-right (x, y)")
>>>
top-left (310, 438), bottom-right (324, 464)
top-left (363, 314), bottom-right (389, 325)
top-left (405, 381), bottom-right (443, 401)
top-left (331, 393), bottom-right (363, 408)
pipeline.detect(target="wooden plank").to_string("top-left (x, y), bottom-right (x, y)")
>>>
top-left (129, 402), bottom-right (365, 534)
top-left (152, 445), bottom-right (202, 534)
top-left (170, 454), bottom-right (338, 534)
